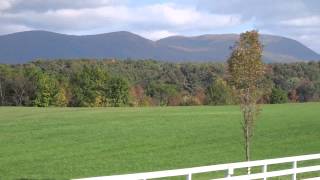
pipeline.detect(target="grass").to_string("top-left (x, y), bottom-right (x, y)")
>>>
top-left (0, 103), bottom-right (319, 179)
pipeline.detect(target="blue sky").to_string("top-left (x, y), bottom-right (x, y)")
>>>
top-left (0, 0), bottom-right (319, 53)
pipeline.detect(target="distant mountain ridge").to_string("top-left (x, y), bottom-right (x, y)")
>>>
top-left (0, 30), bottom-right (319, 64)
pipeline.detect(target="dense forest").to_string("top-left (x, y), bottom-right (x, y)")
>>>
top-left (0, 59), bottom-right (319, 107)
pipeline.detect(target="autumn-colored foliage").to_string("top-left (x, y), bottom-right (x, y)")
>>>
top-left (227, 30), bottom-right (265, 167)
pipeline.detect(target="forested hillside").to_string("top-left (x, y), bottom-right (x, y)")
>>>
top-left (0, 59), bottom-right (320, 107)
top-left (1, 31), bottom-right (319, 64)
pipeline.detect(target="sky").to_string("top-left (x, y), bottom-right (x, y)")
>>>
top-left (0, 0), bottom-right (319, 53)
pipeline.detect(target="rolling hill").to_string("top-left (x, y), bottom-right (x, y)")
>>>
top-left (0, 30), bottom-right (319, 64)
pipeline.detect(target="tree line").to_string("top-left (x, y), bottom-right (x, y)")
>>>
top-left (0, 59), bottom-right (319, 107)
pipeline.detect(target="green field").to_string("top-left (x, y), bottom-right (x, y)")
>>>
top-left (0, 103), bottom-right (319, 179)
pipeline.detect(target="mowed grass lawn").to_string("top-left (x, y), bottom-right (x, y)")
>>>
top-left (0, 103), bottom-right (319, 179)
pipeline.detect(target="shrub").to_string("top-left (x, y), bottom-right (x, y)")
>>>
top-left (270, 88), bottom-right (288, 104)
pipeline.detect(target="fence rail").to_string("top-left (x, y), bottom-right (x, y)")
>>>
top-left (73, 153), bottom-right (320, 180)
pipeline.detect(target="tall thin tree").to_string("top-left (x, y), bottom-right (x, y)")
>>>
top-left (227, 30), bottom-right (265, 174)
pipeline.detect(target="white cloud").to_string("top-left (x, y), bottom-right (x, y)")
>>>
top-left (295, 34), bottom-right (320, 53)
top-left (281, 16), bottom-right (320, 27)
top-left (142, 3), bottom-right (241, 29)
top-left (0, 0), bottom-right (15, 11)
top-left (0, 3), bottom-right (243, 35)
top-left (1, 6), bottom-right (133, 31)
top-left (9, 0), bottom-right (125, 11)
top-left (0, 23), bottom-right (31, 34)
top-left (196, 0), bottom-right (320, 53)
top-left (139, 30), bottom-right (178, 40)
top-left (0, 0), bottom-right (319, 53)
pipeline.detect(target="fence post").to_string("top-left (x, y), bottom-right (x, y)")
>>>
top-left (292, 161), bottom-right (297, 180)
top-left (262, 164), bottom-right (268, 180)
top-left (186, 173), bottom-right (192, 180)
top-left (225, 168), bottom-right (234, 178)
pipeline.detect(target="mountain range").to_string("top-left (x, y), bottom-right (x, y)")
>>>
top-left (0, 30), bottom-right (319, 64)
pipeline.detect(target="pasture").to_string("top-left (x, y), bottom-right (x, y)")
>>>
top-left (0, 103), bottom-right (319, 179)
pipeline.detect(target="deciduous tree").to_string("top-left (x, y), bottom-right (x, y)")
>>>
top-left (71, 65), bottom-right (108, 106)
top-left (270, 88), bottom-right (288, 104)
top-left (206, 78), bottom-right (233, 105)
top-left (106, 77), bottom-right (129, 107)
top-left (34, 72), bottom-right (58, 107)
top-left (227, 30), bottom-right (265, 173)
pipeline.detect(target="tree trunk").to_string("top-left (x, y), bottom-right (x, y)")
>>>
top-left (14, 88), bottom-right (24, 106)
top-left (246, 129), bottom-right (251, 174)
top-left (0, 81), bottom-right (3, 105)
top-left (244, 89), bottom-right (251, 174)
top-left (246, 130), bottom-right (250, 161)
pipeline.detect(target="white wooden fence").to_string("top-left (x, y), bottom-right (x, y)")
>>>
top-left (73, 153), bottom-right (320, 180)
